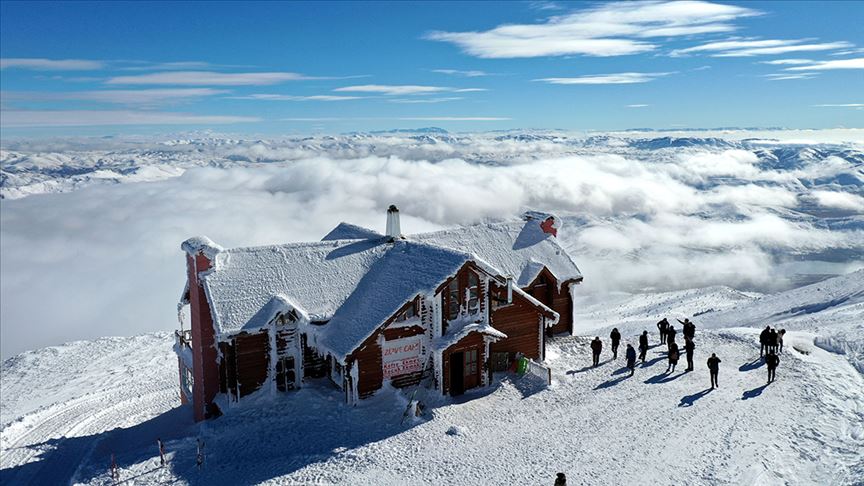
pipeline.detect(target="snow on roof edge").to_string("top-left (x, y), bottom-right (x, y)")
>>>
top-left (181, 235), bottom-right (223, 259)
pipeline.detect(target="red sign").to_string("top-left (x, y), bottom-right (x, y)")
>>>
top-left (382, 337), bottom-right (422, 379)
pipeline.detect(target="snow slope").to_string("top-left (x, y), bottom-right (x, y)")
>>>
top-left (2, 274), bottom-right (863, 485)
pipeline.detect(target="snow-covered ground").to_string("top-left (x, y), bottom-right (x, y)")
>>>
top-left (3, 273), bottom-right (863, 485)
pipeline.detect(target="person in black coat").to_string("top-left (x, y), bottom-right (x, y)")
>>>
top-left (768, 328), bottom-right (779, 354)
top-left (625, 344), bottom-right (637, 376)
top-left (554, 473), bottom-right (567, 486)
top-left (759, 326), bottom-right (771, 357)
top-left (666, 342), bottom-right (680, 373)
top-left (778, 329), bottom-right (786, 353)
top-left (667, 325), bottom-right (677, 350)
top-left (766, 351), bottom-right (780, 383)
top-left (638, 331), bottom-right (649, 363)
top-left (678, 318), bottom-right (696, 341)
top-left (610, 328), bottom-right (621, 359)
top-left (590, 337), bottom-right (603, 367)
top-left (683, 337), bottom-right (695, 371)
top-left (707, 353), bottom-right (721, 388)
top-left (657, 318), bottom-right (669, 344)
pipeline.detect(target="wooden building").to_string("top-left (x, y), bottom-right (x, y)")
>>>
top-left (175, 207), bottom-right (582, 421)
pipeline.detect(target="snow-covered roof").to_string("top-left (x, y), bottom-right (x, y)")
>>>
top-left (321, 222), bottom-right (382, 241)
top-left (410, 220), bottom-right (582, 287)
top-left (200, 238), bottom-right (392, 334)
top-left (309, 241), bottom-right (476, 362)
top-left (241, 294), bottom-right (309, 331)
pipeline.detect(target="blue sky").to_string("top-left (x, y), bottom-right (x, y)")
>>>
top-left (1, 0), bottom-right (862, 135)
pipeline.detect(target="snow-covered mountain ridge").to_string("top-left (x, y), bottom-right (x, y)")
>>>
top-left (2, 272), bottom-right (863, 485)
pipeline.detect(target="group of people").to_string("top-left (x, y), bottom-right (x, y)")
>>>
top-left (589, 317), bottom-right (785, 389)
top-left (760, 326), bottom-right (786, 356)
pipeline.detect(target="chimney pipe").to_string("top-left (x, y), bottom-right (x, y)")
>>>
top-left (506, 275), bottom-right (513, 304)
top-left (386, 205), bottom-right (401, 239)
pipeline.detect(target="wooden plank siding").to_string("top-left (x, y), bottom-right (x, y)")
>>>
top-left (233, 331), bottom-right (269, 398)
top-left (525, 267), bottom-right (575, 335)
top-left (489, 284), bottom-right (542, 360)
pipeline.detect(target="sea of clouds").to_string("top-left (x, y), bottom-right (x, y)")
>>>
top-left (2, 129), bottom-right (863, 357)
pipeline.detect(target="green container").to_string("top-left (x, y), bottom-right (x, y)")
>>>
top-left (516, 357), bottom-right (529, 375)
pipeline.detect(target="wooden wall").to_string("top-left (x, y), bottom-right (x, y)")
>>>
top-left (489, 285), bottom-right (541, 360)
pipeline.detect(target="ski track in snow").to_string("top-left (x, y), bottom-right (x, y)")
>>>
top-left (3, 279), bottom-right (864, 485)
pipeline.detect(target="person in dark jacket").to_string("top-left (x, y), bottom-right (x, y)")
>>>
top-left (768, 328), bottom-right (779, 354)
top-left (666, 342), bottom-right (680, 373)
top-left (667, 325), bottom-right (677, 349)
top-left (590, 337), bottom-right (603, 367)
top-left (554, 472), bottom-right (567, 486)
top-left (766, 351), bottom-right (780, 383)
top-left (683, 337), bottom-right (695, 371)
top-left (610, 328), bottom-right (621, 359)
top-left (638, 331), bottom-right (649, 363)
top-left (678, 318), bottom-right (696, 341)
top-left (657, 318), bottom-right (669, 344)
top-left (778, 329), bottom-right (786, 353)
top-left (707, 353), bottom-right (721, 388)
top-left (759, 326), bottom-right (771, 357)
top-left (625, 344), bottom-right (637, 376)
top-left (157, 438), bottom-right (166, 467)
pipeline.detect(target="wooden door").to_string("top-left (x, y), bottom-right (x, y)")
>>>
top-left (463, 348), bottom-right (479, 390)
top-left (449, 351), bottom-right (464, 396)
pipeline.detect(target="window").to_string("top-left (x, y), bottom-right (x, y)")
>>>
top-left (447, 279), bottom-right (459, 319)
top-left (465, 349), bottom-right (478, 376)
top-left (467, 272), bottom-right (480, 313)
top-left (396, 301), bottom-right (417, 321)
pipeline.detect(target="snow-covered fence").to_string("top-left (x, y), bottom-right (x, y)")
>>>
top-left (525, 360), bottom-right (552, 385)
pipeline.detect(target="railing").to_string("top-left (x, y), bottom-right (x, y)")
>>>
top-left (175, 329), bottom-right (192, 349)
top-left (525, 359), bottom-right (552, 385)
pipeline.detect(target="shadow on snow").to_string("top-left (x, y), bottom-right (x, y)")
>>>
top-left (644, 370), bottom-right (685, 385)
top-left (594, 373), bottom-right (632, 390)
top-left (678, 388), bottom-right (713, 407)
top-left (742, 383), bottom-right (769, 400)
top-left (739, 358), bottom-right (765, 372)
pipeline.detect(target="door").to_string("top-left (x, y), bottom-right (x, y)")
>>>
top-left (463, 348), bottom-right (479, 390)
top-left (449, 351), bottom-right (464, 396)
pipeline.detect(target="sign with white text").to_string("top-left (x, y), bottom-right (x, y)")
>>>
top-left (382, 337), bottom-right (422, 379)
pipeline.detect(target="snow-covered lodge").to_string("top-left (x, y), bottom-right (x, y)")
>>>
top-left (175, 207), bottom-right (583, 421)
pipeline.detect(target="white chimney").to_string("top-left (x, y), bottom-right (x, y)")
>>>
top-left (386, 205), bottom-right (401, 239)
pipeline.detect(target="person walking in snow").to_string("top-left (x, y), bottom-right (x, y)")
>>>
top-left (778, 329), bottom-right (786, 353)
top-left (766, 351), bottom-right (780, 383)
top-left (657, 318), bottom-right (669, 344)
top-left (157, 438), bottom-right (166, 467)
top-left (667, 325), bottom-right (677, 349)
top-left (625, 344), bottom-right (637, 376)
top-left (759, 326), bottom-right (771, 357)
top-left (610, 328), bottom-right (621, 359)
top-left (707, 353), bottom-right (721, 388)
top-left (554, 472), bottom-right (567, 486)
top-left (684, 337), bottom-right (695, 372)
top-left (666, 341), bottom-right (680, 373)
top-left (638, 331), bottom-right (649, 363)
top-left (591, 337), bottom-right (603, 367)
top-left (769, 328), bottom-right (779, 354)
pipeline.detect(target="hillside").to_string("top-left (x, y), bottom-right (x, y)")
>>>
top-left (2, 273), bottom-right (863, 485)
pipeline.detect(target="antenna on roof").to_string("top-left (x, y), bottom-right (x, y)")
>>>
top-left (386, 205), bottom-right (402, 240)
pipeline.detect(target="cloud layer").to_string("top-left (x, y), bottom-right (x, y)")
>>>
top-left (2, 131), bottom-right (862, 357)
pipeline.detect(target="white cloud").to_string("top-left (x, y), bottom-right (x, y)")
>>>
top-left (397, 117), bottom-right (510, 121)
top-left (228, 94), bottom-right (365, 101)
top-left (0, 110), bottom-right (260, 127)
top-left (813, 103), bottom-right (864, 108)
top-left (786, 58), bottom-right (864, 71)
top-left (627, 104), bottom-right (650, 108)
top-left (811, 190), bottom-right (864, 211)
top-left (764, 73), bottom-right (818, 81)
top-left (334, 85), bottom-right (485, 95)
top-left (536, 72), bottom-right (671, 84)
top-left (671, 39), bottom-right (853, 57)
top-left (106, 71), bottom-right (324, 86)
top-left (388, 97), bottom-right (463, 104)
top-left (2, 88), bottom-right (227, 105)
top-left (0, 58), bottom-right (105, 70)
top-left (426, 1), bottom-right (760, 58)
top-left (760, 59), bottom-right (814, 65)
top-left (432, 69), bottom-right (494, 77)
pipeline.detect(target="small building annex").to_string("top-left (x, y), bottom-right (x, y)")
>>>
top-left (175, 207), bottom-right (583, 421)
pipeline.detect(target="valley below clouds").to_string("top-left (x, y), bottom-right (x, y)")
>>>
top-left (1, 129), bottom-right (862, 357)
